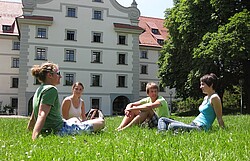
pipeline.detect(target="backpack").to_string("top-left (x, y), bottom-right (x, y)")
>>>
top-left (86, 109), bottom-right (104, 120)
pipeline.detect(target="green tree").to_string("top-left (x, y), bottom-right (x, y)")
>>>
top-left (159, 0), bottom-right (250, 113)
top-left (158, 0), bottom-right (217, 99)
top-left (194, 10), bottom-right (250, 113)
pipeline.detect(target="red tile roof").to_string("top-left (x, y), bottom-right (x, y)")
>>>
top-left (138, 16), bottom-right (168, 48)
top-left (0, 1), bottom-right (22, 35)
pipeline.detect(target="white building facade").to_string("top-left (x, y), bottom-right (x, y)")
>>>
top-left (0, 2), bottom-right (22, 114)
top-left (16, 0), bottom-right (144, 116)
top-left (0, 0), bottom-right (173, 116)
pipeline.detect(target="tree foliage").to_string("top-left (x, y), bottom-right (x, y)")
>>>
top-left (158, 0), bottom-right (250, 112)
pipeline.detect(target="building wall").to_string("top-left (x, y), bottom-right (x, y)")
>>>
top-left (17, 0), bottom-right (141, 115)
top-left (0, 1), bottom-right (173, 115)
top-left (0, 36), bottom-right (19, 111)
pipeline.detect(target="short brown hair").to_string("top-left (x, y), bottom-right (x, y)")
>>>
top-left (200, 73), bottom-right (219, 90)
top-left (146, 82), bottom-right (159, 94)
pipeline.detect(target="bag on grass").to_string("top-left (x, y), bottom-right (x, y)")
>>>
top-left (86, 109), bottom-right (104, 120)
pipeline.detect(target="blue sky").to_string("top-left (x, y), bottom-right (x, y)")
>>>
top-left (117, 0), bottom-right (173, 18)
top-left (3, 0), bottom-right (173, 19)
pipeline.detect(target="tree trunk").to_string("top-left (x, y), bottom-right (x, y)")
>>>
top-left (243, 60), bottom-right (250, 114)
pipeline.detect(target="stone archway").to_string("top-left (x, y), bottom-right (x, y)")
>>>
top-left (112, 96), bottom-right (130, 115)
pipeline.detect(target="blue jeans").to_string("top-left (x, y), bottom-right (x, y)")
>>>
top-left (57, 118), bottom-right (94, 136)
top-left (157, 117), bottom-right (202, 132)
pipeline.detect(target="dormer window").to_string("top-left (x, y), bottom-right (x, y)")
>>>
top-left (157, 39), bottom-right (164, 45)
top-left (2, 25), bottom-right (12, 33)
top-left (152, 28), bottom-right (159, 34)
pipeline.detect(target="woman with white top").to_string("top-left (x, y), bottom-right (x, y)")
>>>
top-left (62, 82), bottom-right (87, 121)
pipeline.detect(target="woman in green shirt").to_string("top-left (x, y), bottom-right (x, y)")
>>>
top-left (27, 62), bottom-right (105, 140)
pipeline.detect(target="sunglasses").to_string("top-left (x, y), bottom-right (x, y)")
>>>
top-left (50, 71), bottom-right (61, 76)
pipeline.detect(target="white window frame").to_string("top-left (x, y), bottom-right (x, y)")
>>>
top-left (64, 72), bottom-right (75, 86)
top-left (90, 97), bottom-right (102, 110)
top-left (140, 64), bottom-right (148, 74)
top-left (65, 29), bottom-right (77, 41)
top-left (35, 47), bottom-right (47, 60)
top-left (91, 50), bottom-right (102, 63)
top-left (117, 74), bottom-right (127, 88)
top-left (140, 82), bottom-right (148, 91)
top-left (12, 41), bottom-right (20, 50)
top-left (92, 31), bottom-right (103, 43)
top-left (140, 50), bottom-right (148, 59)
top-left (117, 52), bottom-right (128, 65)
top-left (117, 34), bottom-right (127, 45)
top-left (66, 6), bottom-right (77, 17)
top-left (11, 57), bottom-right (19, 68)
top-left (11, 77), bottom-right (19, 88)
top-left (64, 49), bottom-right (76, 62)
top-left (90, 73), bottom-right (102, 87)
top-left (36, 26), bottom-right (48, 38)
top-left (92, 9), bottom-right (103, 20)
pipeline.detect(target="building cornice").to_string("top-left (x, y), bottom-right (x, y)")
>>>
top-left (114, 23), bottom-right (144, 34)
top-left (16, 15), bottom-right (53, 26)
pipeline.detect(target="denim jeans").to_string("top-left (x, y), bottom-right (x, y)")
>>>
top-left (157, 117), bottom-right (202, 132)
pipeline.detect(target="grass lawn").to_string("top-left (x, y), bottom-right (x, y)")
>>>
top-left (0, 115), bottom-right (249, 160)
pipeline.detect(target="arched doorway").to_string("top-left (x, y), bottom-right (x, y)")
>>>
top-left (112, 96), bottom-right (130, 115)
top-left (28, 97), bottom-right (33, 116)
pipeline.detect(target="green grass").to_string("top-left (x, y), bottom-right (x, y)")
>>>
top-left (0, 115), bottom-right (249, 160)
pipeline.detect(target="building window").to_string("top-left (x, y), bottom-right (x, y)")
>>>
top-left (92, 32), bottom-right (102, 43)
top-left (93, 0), bottom-right (102, 2)
top-left (140, 65), bottom-right (148, 74)
top-left (91, 98), bottom-right (100, 109)
top-left (11, 98), bottom-right (18, 109)
top-left (65, 73), bottom-right (75, 86)
top-left (140, 82), bottom-right (147, 91)
top-left (91, 51), bottom-right (102, 63)
top-left (93, 10), bottom-right (102, 20)
top-left (117, 75), bottom-right (127, 88)
top-left (118, 35), bottom-right (127, 45)
top-left (66, 30), bottom-right (76, 41)
top-left (157, 39), bottom-right (164, 45)
top-left (12, 78), bottom-right (19, 88)
top-left (35, 47), bottom-right (47, 60)
top-left (13, 41), bottom-right (20, 50)
top-left (140, 50), bottom-right (148, 59)
top-left (117, 53), bottom-right (127, 65)
top-left (91, 74), bottom-right (101, 87)
top-left (2, 25), bottom-right (12, 33)
top-left (152, 28), bottom-right (159, 34)
top-left (36, 27), bottom-right (47, 38)
top-left (65, 49), bottom-right (76, 62)
top-left (67, 7), bottom-right (77, 17)
top-left (12, 58), bottom-right (19, 68)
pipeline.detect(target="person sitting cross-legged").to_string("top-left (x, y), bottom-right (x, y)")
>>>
top-left (116, 82), bottom-right (170, 131)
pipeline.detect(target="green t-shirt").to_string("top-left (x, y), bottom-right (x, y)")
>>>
top-left (33, 84), bottom-right (63, 133)
top-left (140, 96), bottom-right (170, 117)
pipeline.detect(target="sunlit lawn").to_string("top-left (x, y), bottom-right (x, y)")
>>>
top-left (0, 115), bottom-right (249, 160)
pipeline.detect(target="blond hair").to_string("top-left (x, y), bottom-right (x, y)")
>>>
top-left (31, 62), bottom-right (58, 83)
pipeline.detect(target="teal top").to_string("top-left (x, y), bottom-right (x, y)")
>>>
top-left (193, 95), bottom-right (216, 130)
top-left (140, 96), bottom-right (170, 117)
top-left (33, 84), bottom-right (63, 133)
